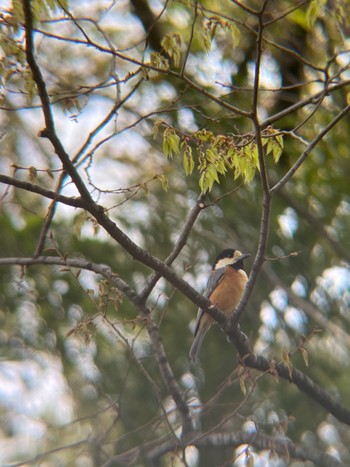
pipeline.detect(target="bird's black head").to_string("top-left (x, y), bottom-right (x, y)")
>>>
top-left (213, 248), bottom-right (250, 270)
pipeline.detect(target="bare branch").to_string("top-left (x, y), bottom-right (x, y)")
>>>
top-left (0, 174), bottom-right (84, 208)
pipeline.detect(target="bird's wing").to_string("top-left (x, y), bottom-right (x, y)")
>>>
top-left (193, 267), bottom-right (225, 336)
top-left (203, 267), bottom-right (225, 299)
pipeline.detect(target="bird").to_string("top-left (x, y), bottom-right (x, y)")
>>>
top-left (189, 248), bottom-right (250, 362)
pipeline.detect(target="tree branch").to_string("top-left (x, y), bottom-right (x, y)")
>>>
top-left (23, 0), bottom-right (95, 203)
top-left (0, 174), bottom-right (85, 208)
top-left (103, 428), bottom-right (341, 467)
top-left (2, 255), bottom-right (350, 426)
top-left (270, 103), bottom-right (350, 194)
top-left (232, 2), bottom-right (271, 324)
top-left (261, 80), bottom-right (350, 128)
top-left (140, 193), bottom-right (206, 300)
top-left (3, 253), bottom-right (194, 436)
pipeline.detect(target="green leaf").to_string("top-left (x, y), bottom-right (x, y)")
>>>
top-left (272, 142), bottom-right (283, 163)
top-left (182, 144), bottom-right (194, 175)
top-left (199, 170), bottom-right (214, 193)
top-left (207, 164), bottom-right (219, 183)
top-left (270, 133), bottom-right (284, 163)
top-left (195, 129), bottom-right (214, 142)
top-left (161, 33), bottom-right (182, 67)
top-left (205, 148), bottom-right (217, 163)
top-left (162, 128), bottom-right (180, 158)
top-left (168, 133), bottom-right (180, 155)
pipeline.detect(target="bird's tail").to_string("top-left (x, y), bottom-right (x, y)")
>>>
top-left (189, 326), bottom-right (209, 362)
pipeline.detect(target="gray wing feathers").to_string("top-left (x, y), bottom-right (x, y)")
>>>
top-left (203, 268), bottom-right (225, 299)
top-left (193, 268), bottom-right (225, 335)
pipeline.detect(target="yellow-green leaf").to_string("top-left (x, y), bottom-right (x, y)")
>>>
top-left (199, 170), bottom-right (214, 193)
top-left (207, 164), bottom-right (219, 183)
top-left (150, 52), bottom-right (169, 70)
top-left (161, 33), bottom-right (182, 67)
top-left (163, 128), bottom-right (180, 158)
top-left (183, 144), bottom-right (194, 175)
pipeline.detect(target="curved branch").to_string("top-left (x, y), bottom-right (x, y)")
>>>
top-left (2, 255), bottom-right (350, 426)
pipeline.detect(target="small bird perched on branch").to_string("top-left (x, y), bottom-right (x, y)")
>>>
top-left (189, 248), bottom-right (250, 362)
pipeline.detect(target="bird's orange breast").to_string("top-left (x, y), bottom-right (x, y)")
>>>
top-left (209, 266), bottom-right (248, 315)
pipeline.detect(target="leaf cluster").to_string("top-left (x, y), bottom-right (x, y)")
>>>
top-left (160, 123), bottom-right (283, 192)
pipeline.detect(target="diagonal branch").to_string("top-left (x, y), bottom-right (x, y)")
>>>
top-left (140, 193), bottom-right (206, 301)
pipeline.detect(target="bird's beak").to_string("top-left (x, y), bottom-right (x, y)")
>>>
top-left (236, 253), bottom-right (250, 263)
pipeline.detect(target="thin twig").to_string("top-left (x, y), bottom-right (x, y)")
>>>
top-left (271, 104), bottom-right (350, 194)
